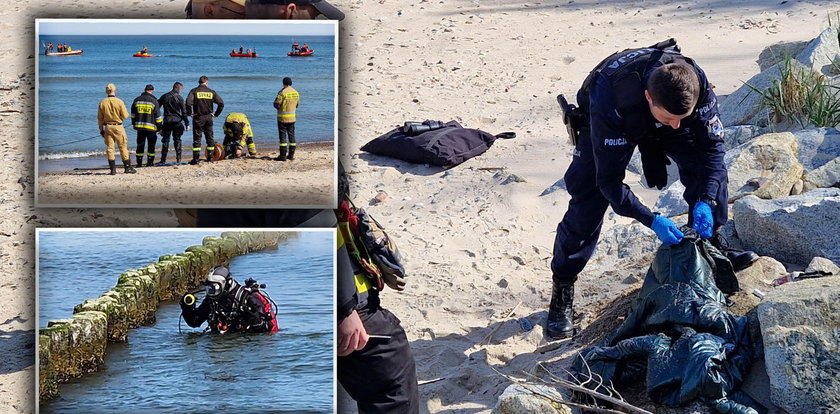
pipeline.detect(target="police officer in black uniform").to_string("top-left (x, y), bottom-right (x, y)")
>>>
top-left (186, 75), bottom-right (225, 165)
top-left (180, 265), bottom-right (278, 334)
top-left (157, 82), bottom-right (191, 164)
top-left (547, 40), bottom-right (758, 340)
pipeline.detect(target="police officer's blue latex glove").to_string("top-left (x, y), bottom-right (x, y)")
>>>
top-left (692, 201), bottom-right (714, 239)
top-left (651, 214), bottom-right (684, 246)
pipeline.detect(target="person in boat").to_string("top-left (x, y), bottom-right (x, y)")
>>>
top-left (240, 45), bottom-right (244, 53)
top-left (232, 48), bottom-right (236, 53)
top-left (180, 265), bottom-right (278, 334)
top-left (291, 43), bottom-right (300, 53)
top-left (140, 46), bottom-right (148, 55)
top-left (244, 0), bottom-right (345, 20)
top-left (301, 43), bottom-right (309, 52)
top-left (47, 42), bottom-right (53, 53)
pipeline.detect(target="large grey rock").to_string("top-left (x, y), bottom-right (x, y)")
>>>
top-left (790, 128), bottom-right (840, 171)
top-left (725, 132), bottom-right (804, 201)
top-left (803, 157), bottom-right (840, 192)
top-left (805, 257), bottom-right (840, 276)
top-left (593, 222), bottom-right (658, 259)
top-left (733, 188), bottom-right (840, 265)
top-left (720, 28), bottom-right (840, 126)
top-left (756, 276), bottom-right (840, 414)
top-left (723, 125), bottom-right (767, 150)
top-left (493, 383), bottom-right (571, 414)
top-left (654, 181), bottom-right (688, 217)
top-left (797, 27), bottom-right (840, 75)
top-left (728, 256), bottom-right (787, 316)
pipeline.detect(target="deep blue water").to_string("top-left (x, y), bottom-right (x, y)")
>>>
top-left (38, 34), bottom-right (335, 162)
top-left (38, 230), bottom-right (335, 413)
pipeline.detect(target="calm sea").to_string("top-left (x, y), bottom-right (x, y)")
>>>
top-left (37, 34), bottom-right (335, 165)
top-left (38, 230), bottom-right (335, 413)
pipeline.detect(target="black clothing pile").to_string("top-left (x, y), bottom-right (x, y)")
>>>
top-left (571, 230), bottom-right (760, 414)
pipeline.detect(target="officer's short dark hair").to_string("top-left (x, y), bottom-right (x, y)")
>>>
top-left (646, 63), bottom-right (699, 115)
top-left (283, 77), bottom-right (293, 86)
top-left (199, 75), bottom-right (209, 84)
top-left (173, 82), bottom-right (183, 89)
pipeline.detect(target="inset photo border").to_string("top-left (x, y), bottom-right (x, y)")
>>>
top-left (35, 19), bottom-right (337, 209)
top-left (36, 228), bottom-right (336, 413)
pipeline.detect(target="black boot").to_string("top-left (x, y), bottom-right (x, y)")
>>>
top-left (274, 147), bottom-right (287, 161)
top-left (136, 155), bottom-right (144, 168)
top-left (711, 233), bottom-right (759, 272)
top-left (546, 284), bottom-right (574, 339)
top-left (108, 159), bottom-right (117, 175)
top-left (123, 159), bottom-right (137, 174)
top-left (189, 152), bottom-right (200, 165)
top-left (176, 150), bottom-right (182, 163)
top-left (206, 150), bottom-right (214, 163)
top-left (158, 146), bottom-right (168, 164)
top-left (146, 156), bottom-right (155, 167)
top-left (287, 145), bottom-right (296, 161)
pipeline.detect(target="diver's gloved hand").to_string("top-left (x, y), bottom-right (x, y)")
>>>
top-left (692, 201), bottom-right (714, 239)
top-left (180, 293), bottom-right (196, 309)
top-left (651, 214), bottom-right (684, 246)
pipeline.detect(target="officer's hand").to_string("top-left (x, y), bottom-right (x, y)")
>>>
top-left (338, 310), bottom-right (369, 357)
top-left (236, 149), bottom-right (242, 156)
top-left (651, 215), bottom-right (684, 246)
top-left (692, 201), bottom-right (714, 239)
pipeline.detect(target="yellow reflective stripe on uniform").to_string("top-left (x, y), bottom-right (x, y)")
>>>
top-left (192, 147), bottom-right (202, 151)
top-left (354, 273), bottom-right (370, 294)
top-left (289, 143), bottom-right (296, 146)
top-left (135, 103), bottom-right (154, 114)
top-left (196, 92), bottom-right (213, 99)
top-left (135, 123), bottom-right (157, 130)
top-left (247, 143), bottom-right (256, 148)
top-left (279, 143), bottom-right (289, 147)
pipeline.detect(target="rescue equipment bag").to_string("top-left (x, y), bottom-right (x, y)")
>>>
top-left (361, 120), bottom-right (515, 167)
top-left (337, 199), bottom-right (407, 291)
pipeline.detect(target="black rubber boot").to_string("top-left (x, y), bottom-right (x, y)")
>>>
top-left (274, 147), bottom-right (287, 161)
top-left (108, 159), bottom-right (117, 175)
top-left (158, 146), bottom-right (168, 164)
top-left (546, 284), bottom-right (574, 339)
top-left (176, 150), bottom-right (182, 163)
top-left (136, 155), bottom-right (144, 168)
top-left (123, 159), bottom-right (137, 174)
top-left (146, 156), bottom-right (155, 167)
top-left (287, 145), bottom-right (296, 161)
top-left (206, 151), bottom-right (214, 163)
top-left (189, 152), bottom-right (200, 165)
top-left (711, 233), bottom-right (759, 272)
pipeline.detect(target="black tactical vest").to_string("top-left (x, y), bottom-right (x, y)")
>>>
top-left (577, 39), bottom-right (692, 143)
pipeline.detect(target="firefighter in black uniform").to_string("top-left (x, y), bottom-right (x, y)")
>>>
top-left (180, 265), bottom-right (279, 334)
top-left (186, 75), bottom-right (224, 165)
top-left (157, 82), bottom-right (191, 164)
top-left (547, 39), bottom-right (758, 340)
top-left (131, 84), bottom-right (163, 167)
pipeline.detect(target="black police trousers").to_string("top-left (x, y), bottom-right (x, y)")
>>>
top-left (550, 127), bottom-right (729, 286)
top-left (161, 122), bottom-right (184, 154)
top-left (338, 307), bottom-right (419, 414)
top-left (277, 121), bottom-right (295, 146)
top-left (192, 114), bottom-right (215, 153)
top-left (136, 129), bottom-right (157, 159)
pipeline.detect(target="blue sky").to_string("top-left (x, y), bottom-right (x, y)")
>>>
top-left (37, 19), bottom-right (335, 36)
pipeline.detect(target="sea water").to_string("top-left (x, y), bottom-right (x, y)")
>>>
top-left (37, 34), bottom-right (335, 170)
top-left (38, 231), bottom-right (334, 413)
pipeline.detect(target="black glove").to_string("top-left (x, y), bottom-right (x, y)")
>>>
top-left (639, 141), bottom-right (670, 190)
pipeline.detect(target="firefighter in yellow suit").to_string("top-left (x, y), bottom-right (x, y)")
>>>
top-left (273, 76), bottom-right (299, 161)
top-left (222, 112), bottom-right (257, 158)
top-left (97, 83), bottom-right (136, 175)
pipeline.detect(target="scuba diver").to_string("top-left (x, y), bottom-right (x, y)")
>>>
top-left (180, 265), bottom-right (279, 334)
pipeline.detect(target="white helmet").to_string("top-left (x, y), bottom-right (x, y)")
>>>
top-left (204, 266), bottom-right (231, 299)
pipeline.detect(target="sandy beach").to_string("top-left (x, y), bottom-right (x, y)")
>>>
top-left (1, 0), bottom-right (838, 412)
top-left (36, 142), bottom-right (335, 207)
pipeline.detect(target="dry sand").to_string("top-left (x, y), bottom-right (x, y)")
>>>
top-left (37, 143), bottom-right (335, 207)
top-left (1, 0), bottom-right (837, 413)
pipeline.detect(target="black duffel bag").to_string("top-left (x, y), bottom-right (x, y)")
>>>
top-left (361, 120), bottom-right (515, 167)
